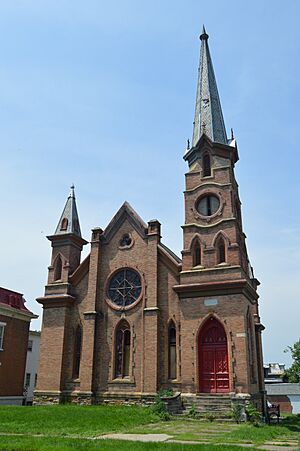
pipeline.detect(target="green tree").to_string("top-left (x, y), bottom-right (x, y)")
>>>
top-left (284, 339), bottom-right (300, 383)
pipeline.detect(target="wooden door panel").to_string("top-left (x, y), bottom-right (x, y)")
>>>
top-left (199, 318), bottom-right (230, 393)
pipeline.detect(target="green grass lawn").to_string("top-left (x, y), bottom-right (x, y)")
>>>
top-left (0, 404), bottom-right (158, 437)
top-left (130, 415), bottom-right (300, 445)
top-left (0, 405), bottom-right (299, 450)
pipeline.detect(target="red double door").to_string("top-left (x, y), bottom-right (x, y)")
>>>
top-left (199, 318), bottom-right (229, 393)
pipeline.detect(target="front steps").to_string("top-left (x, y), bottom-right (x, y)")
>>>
top-left (180, 394), bottom-right (233, 419)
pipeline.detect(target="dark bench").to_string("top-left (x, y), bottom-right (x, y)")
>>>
top-left (267, 403), bottom-right (280, 424)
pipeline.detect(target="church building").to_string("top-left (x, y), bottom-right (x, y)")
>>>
top-left (35, 29), bottom-right (265, 412)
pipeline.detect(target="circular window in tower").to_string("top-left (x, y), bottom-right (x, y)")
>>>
top-left (107, 268), bottom-right (142, 310)
top-left (196, 194), bottom-right (220, 217)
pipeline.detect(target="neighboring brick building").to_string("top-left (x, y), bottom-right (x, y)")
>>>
top-left (266, 384), bottom-right (300, 414)
top-left (0, 287), bottom-right (38, 405)
top-left (24, 331), bottom-right (41, 405)
top-left (35, 29), bottom-right (266, 412)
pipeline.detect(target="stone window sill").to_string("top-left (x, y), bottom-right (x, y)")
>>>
top-left (109, 377), bottom-right (135, 385)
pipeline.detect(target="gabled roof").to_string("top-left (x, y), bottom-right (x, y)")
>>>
top-left (55, 185), bottom-right (82, 237)
top-left (102, 201), bottom-right (148, 243)
top-left (159, 242), bottom-right (182, 264)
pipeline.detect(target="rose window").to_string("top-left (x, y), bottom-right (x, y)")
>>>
top-left (108, 268), bottom-right (142, 308)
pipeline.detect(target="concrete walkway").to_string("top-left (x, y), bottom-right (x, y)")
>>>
top-left (98, 433), bottom-right (300, 450)
top-left (100, 433), bottom-right (172, 442)
top-left (0, 431), bottom-right (299, 449)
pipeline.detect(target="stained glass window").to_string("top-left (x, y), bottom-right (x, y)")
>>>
top-left (108, 268), bottom-right (142, 307)
top-left (169, 322), bottom-right (177, 380)
top-left (73, 325), bottom-right (82, 379)
top-left (217, 238), bottom-right (226, 264)
top-left (115, 322), bottom-right (130, 378)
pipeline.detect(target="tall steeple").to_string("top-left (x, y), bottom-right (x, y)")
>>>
top-left (55, 185), bottom-right (82, 237)
top-left (192, 26), bottom-right (227, 146)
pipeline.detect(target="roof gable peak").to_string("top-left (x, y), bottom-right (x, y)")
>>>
top-left (102, 201), bottom-right (148, 243)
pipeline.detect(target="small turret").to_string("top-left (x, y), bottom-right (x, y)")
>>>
top-left (55, 185), bottom-right (82, 237)
top-left (47, 186), bottom-right (87, 284)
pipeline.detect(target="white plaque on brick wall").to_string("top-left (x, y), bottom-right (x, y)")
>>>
top-left (204, 298), bottom-right (218, 306)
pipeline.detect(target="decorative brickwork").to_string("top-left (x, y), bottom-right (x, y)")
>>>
top-left (35, 32), bottom-right (266, 414)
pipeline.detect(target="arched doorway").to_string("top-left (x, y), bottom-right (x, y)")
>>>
top-left (198, 317), bottom-right (229, 393)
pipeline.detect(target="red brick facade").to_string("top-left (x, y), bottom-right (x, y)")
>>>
top-left (35, 135), bottom-right (265, 410)
top-left (0, 288), bottom-right (37, 404)
top-left (35, 34), bottom-right (265, 412)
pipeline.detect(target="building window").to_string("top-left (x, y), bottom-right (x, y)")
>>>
top-left (73, 325), bottom-right (82, 379)
top-left (203, 153), bottom-right (211, 177)
top-left (34, 373), bottom-right (38, 388)
top-left (119, 234), bottom-right (132, 248)
top-left (193, 242), bottom-right (201, 267)
top-left (0, 323), bottom-right (6, 350)
top-left (217, 238), bottom-right (226, 264)
top-left (25, 373), bottom-right (31, 387)
top-left (28, 340), bottom-right (33, 352)
top-left (197, 195), bottom-right (220, 216)
top-left (54, 255), bottom-right (62, 281)
top-left (168, 321), bottom-right (177, 380)
top-left (115, 321), bottom-right (131, 378)
top-left (61, 218), bottom-right (68, 231)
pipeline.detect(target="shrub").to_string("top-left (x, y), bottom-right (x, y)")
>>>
top-left (187, 403), bottom-right (198, 418)
top-left (157, 389), bottom-right (174, 398)
top-left (246, 402), bottom-right (262, 426)
top-left (151, 395), bottom-right (170, 421)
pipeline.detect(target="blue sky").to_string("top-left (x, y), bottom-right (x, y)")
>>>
top-left (0, 0), bottom-right (299, 366)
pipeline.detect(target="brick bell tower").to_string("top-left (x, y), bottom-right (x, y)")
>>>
top-left (175, 28), bottom-right (265, 408)
top-left (36, 186), bottom-right (87, 399)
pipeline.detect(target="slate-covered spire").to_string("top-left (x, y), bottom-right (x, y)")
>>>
top-left (54, 185), bottom-right (82, 237)
top-left (192, 26), bottom-right (227, 146)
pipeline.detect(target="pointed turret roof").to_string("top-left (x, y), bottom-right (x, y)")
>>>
top-left (54, 185), bottom-right (82, 237)
top-left (192, 27), bottom-right (227, 146)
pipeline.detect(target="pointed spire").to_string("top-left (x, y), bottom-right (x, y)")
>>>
top-left (54, 185), bottom-right (82, 237)
top-left (192, 27), bottom-right (227, 146)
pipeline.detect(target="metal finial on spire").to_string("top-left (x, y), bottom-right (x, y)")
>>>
top-left (187, 139), bottom-right (190, 150)
top-left (192, 29), bottom-right (227, 146)
top-left (70, 184), bottom-right (75, 198)
top-left (231, 128), bottom-right (234, 140)
top-left (200, 25), bottom-right (209, 40)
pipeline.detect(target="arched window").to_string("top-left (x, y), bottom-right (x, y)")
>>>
top-left (203, 153), bottom-right (211, 177)
top-left (54, 255), bottom-right (62, 281)
top-left (115, 321), bottom-right (131, 378)
top-left (217, 238), bottom-right (226, 264)
top-left (61, 218), bottom-right (68, 231)
top-left (168, 321), bottom-right (177, 380)
top-left (73, 325), bottom-right (82, 379)
top-left (193, 242), bottom-right (201, 267)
